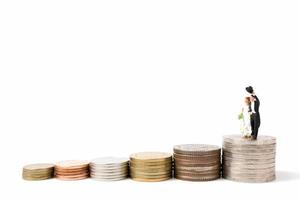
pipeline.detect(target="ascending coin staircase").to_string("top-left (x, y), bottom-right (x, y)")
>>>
top-left (22, 134), bottom-right (276, 183)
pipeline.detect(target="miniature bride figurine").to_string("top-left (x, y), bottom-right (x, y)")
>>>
top-left (238, 97), bottom-right (252, 138)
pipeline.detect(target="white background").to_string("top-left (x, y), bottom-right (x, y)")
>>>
top-left (1, 0), bottom-right (300, 199)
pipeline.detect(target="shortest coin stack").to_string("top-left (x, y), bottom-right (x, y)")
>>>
top-left (55, 160), bottom-right (90, 180)
top-left (90, 157), bottom-right (129, 181)
top-left (130, 152), bottom-right (172, 182)
top-left (174, 144), bottom-right (221, 181)
top-left (22, 163), bottom-right (55, 181)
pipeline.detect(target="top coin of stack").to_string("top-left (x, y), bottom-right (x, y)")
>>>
top-left (90, 157), bottom-right (129, 181)
top-left (173, 144), bottom-right (221, 181)
top-left (55, 160), bottom-right (90, 180)
top-left (130, 152), bottom-right (172, 182)
top-left (22, 163), bottom-right (55, 181)
top-left (222, 135), bottom-right (276, 183)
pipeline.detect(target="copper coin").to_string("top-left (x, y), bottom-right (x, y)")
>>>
top-left (174, 157), bottom-right (220, 164)
top-left (173, 153), bottom-right (220, 159)
top-left (55, 160), bottom-right (89, 169)
top-left (175, 174), bottom-right (220, 181)
top-left (174, 159), bottom-right (220, 166)
top-left (175, 168), bottom-right (220, 175)
top-left (55, 171), bottom-right (89, 176)
top-left (55, 167), bottom-right (89, 172)
top-left (56, 175), bottom-right (89, 181)
top-left (173, 144), bottom-right (220, 155)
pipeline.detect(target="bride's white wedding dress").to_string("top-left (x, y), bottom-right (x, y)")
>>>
top-left (239, 104), bottom-right (252, 137)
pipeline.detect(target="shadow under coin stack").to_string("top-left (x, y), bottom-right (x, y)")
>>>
top-left (89, 157), bottom-right (129, 181)
top-left (173, 144), bottom-right (221, 181)
top-left (129, 152), bottom-right (172, 182)
top-left (55, 160), bottom-right (90, 180)
top-left (22, 163), bottom-right (54, 181)
top-left (222, 135), bottom-right (276, 182)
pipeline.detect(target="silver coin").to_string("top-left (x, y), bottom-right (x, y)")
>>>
top-left (91, 168), bottom-right (128, 173)
top-left (90, 170), bottom-right (128, 176)
top-left (223, 173), bottom-right (275, 183)
top-left (91, 176), bottom-right (128, 181)
top-left (90, 157), bottom-right (129, 165)
top-left (222, 134), bottom-right (276, 183)
top-left (91, 173), bottom-right (128, 178)
top-left (222, 151), bottom-right (276, 159)
top-left (223, 135), bottom-right (276, 145)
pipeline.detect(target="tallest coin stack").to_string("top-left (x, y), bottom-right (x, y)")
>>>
top-left (222, 135), bottom-right (276, 182)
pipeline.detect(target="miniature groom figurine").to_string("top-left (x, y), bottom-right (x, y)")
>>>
top-left (245, 86), bottom-right (260, 140)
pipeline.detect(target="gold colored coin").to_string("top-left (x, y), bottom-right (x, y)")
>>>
top-left (130, 152), bottom-right (172, 162)
top-left (22, 163), bottom-right (54, 181)
top-left (131, 176), bottom-right (171, 182)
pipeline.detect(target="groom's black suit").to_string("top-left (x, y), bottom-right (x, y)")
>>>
top-left (249, 95), bottom-right (260, 139)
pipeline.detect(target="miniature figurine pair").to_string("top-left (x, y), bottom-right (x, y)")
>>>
top-left (239, 86), bottom-right (260, 140)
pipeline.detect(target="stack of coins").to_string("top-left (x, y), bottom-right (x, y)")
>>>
top-left (173, 144), bottom-right (221, 181)
top-left (129, 152), bottom-right (172, 182)
top-left (222, 135), bottom-right (276, 183)
top-left (90, 157), bottom-right (129, 181)
top-left (55, 160), bottom-right (90, 180)
top-left (22, 163), bottom-right (54, 181)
